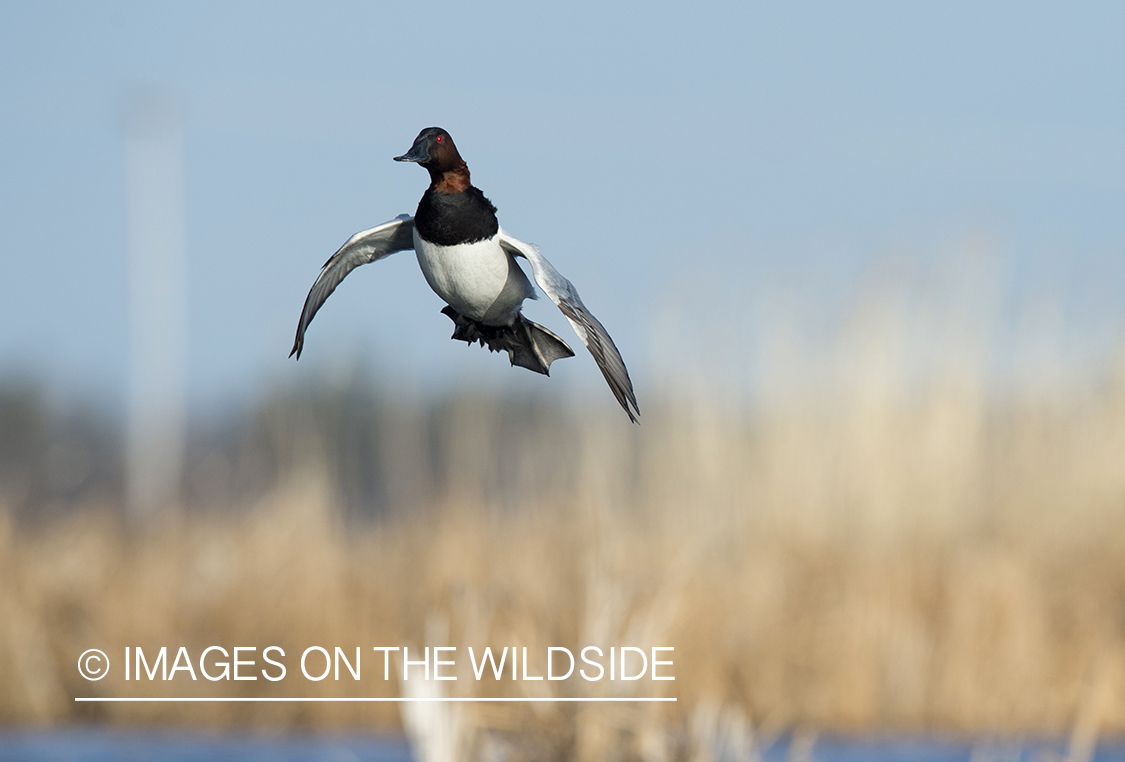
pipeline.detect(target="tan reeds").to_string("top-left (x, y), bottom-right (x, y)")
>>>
top-left (3, 261), bottom-right (1125, 758)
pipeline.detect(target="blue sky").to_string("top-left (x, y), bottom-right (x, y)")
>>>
top-left (3, 2), bottom-right (1125, 410)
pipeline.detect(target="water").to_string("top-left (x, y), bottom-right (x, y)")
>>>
top-left (2, 730), bottom-right (1124, 762)
top-left (0, 730), bottom-right (412, 762)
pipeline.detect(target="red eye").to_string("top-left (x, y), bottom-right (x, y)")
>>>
top-left (436, 135), bottom-right (444, 143)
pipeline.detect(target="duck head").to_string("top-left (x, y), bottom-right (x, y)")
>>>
top-left (396, 130), bottom-right (465, 178)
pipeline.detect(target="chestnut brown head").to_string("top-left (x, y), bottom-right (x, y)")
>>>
top-left (394, 127), bottom-right (462, 172)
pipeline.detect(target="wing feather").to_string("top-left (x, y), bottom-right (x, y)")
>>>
top-left (499, 231), bottom-right (640, 422)
top-left (290, 215), bottom-right (415, 359)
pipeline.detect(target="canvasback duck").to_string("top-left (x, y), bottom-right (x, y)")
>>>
top-left (290, 127), bottom-right (639, 422)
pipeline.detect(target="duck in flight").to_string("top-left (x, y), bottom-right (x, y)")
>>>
top-left (290, 127), bottom-right (640, 422)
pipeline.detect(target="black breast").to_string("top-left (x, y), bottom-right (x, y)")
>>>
top-left (414, 187), bottom-right (500, 246)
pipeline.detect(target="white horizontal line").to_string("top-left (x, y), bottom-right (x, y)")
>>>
top-left (75, 697), bottom-right (676, 703)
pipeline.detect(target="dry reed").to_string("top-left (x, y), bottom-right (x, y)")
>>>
top-left (2, 367), bottom-right (1125, 757)
top-left (3, 263), bottom-right (1125, 759)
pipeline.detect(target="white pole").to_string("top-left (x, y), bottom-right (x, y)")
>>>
top-left (125, 88), bottom-right (187, 518)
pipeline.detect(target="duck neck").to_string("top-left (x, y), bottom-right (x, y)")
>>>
top-left (430, 161), bottom-right (471, 194)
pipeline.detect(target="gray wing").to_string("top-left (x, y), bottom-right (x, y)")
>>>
top-left (290, 215), bottom-right (415, 359)
top-left (498, 230), bottom-right (640, 423)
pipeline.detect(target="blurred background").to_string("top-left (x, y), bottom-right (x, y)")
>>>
top-left (3, 1), bottom-right (1125, 760)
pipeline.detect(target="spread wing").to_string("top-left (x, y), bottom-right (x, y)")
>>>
top-left (499, 230), bottom-right (640, 423)
top-left (290, 215), bottom-right (415, 359)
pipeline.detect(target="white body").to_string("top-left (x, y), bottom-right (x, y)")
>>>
top-left (291, 216), bottom-right (639, 421)
top-left (413, 229), bottom-right (535, 326)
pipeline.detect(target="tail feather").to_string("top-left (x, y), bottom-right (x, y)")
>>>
top-left (441, 307), bottom-right (574, 375)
